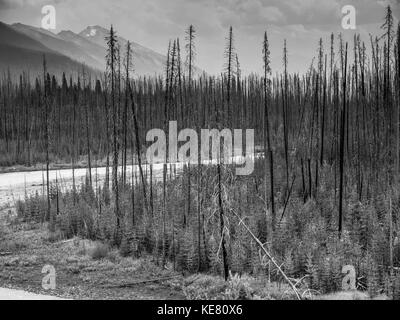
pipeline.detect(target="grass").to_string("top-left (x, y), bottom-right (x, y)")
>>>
top-left (0, 221), bottom-right (184, 300)
top-left (182, 273), bottom-right (387, 300)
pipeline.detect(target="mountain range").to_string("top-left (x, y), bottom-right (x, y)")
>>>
top-left (0, 22), bottom-right (167, 79)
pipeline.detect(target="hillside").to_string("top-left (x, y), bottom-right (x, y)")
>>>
top-left (79, 25), bottom-right (166, 75)
top-left (0, 22), bottom-right (94, 79)
top-left (11, 23), bottom-right (104, 71)
top-left (0, 22), bottom-right (169, 78)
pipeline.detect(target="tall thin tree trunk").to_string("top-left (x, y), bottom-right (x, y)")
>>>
top-left (338, 43), bottom-right (348, 238)
top-left (43, 56), bottom-right (53, 232)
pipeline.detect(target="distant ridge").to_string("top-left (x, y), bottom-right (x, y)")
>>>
top-left (0, 20), bottom-right (206, 79)
top-left (0, 22), bottom-right (95, 80)
top-left (78, 25), bottom-right (166, 75)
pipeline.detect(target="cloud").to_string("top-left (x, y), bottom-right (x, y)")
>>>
top-left (216, 0), bottom-right (286, 28)
top-left (0, 0), bottom-right (66, 10)
top-left (212, 0), bottom-right (396, 28)
top-left (0, 0), bottom-right (24, 9)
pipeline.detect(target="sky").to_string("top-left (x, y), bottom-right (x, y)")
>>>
top-left (0, 0), bottom-right (399, 75)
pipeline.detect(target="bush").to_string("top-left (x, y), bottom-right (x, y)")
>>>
top-left (183, 274), bottom-right (228, 300)
top-left (183, 273), bottom-right (298, 300)
top-left (0, 239), bottom-right (26, 253)
top-left (89, 242), bottom-right (109, 260)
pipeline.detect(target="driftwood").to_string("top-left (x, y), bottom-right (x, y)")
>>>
top-left (102, 275), bottom-right (180, 288)
top-left (0, 252), bottom-right (12, 256)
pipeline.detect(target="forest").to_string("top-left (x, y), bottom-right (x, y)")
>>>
top-left (1, 5), bottom-right (400, 300)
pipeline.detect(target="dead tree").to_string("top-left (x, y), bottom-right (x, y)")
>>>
top-left (339, 43), bottom-right (348, 238)
top-left (263, 31), bottom-right (276, 230)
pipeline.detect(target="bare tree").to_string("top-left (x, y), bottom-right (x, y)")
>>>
top-left (263, 31), bottom-right (276, 231)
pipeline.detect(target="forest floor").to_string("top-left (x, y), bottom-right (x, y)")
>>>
top-left (0, 211), bottom-right (390, 300)
top-left (0, 219), bottom-right (185, 300)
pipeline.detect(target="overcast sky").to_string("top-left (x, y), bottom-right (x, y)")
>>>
top-left (0, 0), bottom-right (399, 74)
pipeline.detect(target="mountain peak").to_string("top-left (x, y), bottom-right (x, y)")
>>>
top-left (3, 22), bottom-right (169, 76)
top-left (79, 25), bottom-right (109, 38)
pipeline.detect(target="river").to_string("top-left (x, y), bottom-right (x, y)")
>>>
top-left (0, 153), bottom-right (260, 213)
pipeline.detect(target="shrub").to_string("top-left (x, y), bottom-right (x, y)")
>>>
top-left (89, 242), bottom-right (109, 260)
top-left (183, 274), bottom-right (228, 300)
top-left (183, 273), bottom-right (299, 300)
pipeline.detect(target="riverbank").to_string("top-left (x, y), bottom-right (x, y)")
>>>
top-left (0, 146), bottom-right (266, 174)
top-left (0, 160), bottom-right (107, 174)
